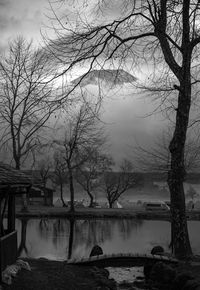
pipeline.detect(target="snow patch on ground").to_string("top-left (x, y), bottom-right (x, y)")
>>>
top-left (107, 266), bottom-right (144, 283)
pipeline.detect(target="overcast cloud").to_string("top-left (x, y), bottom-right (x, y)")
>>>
top-left (0, 0), bottom-right (48, 50)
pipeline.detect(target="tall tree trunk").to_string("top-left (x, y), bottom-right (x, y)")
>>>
top-left (15, 162), bottom-right (20, 170)
top-left (15, 157), bottom-right (29, 212)
top-left (87, 190), bottom-right (94, 207)
top-left (68, 164), bottom-right (75, 212)
top-left (156, 0), bottom-right (192, 259)
top-left (44, 185), bottom-right (48, 206)
top-left (60, 182), bottom-right (67, 207)
top-left (14, 155), bottom-right (20, 170)
top-left (168, 80), bottom-right (192, 259)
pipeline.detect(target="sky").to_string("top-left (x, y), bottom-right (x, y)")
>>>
top-left (0, 0), bottom-right (106, 50)
top-left (0, 0), bottom-right (167, 166)
top-left (0, 0), bottom-right (49, 51)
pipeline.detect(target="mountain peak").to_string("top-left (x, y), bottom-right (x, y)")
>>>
top-left (71, 69), bottom-right (136, 87)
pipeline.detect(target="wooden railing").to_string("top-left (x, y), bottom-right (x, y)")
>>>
top-left (0, 231), bottom-right (17, 272)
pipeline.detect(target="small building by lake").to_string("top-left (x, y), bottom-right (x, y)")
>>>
top-left (16, 170), bottom-right (54, 206)
top-left (0, 162), bottom-right (32, 279)
top-left (28, 186), bottom-right (54, 206)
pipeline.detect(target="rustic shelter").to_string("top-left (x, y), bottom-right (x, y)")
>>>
top-left (0, 163), bottom-right (31, 278)
top-left (28, 186), bottom-right (54, 206)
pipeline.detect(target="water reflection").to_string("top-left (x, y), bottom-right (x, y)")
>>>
top-left (18, 218), bottom-right (28, 256)
top-left (15, 218), bottom-right (200, 260)
top-left (68, 218), bottom-right (74, 259)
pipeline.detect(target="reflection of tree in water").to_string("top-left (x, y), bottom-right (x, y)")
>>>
top-left (37, 218), bottom-right (117, 256)
top-left (38, 218), bottom-right (74, 259)
top-left (118, 219), bottom-right (144, 240)
top-left (73, 219), bottom-right (117, 248)
top-left (52, 219), bottom-right (66, 247)
top-left (37, 218), bottom-right (145, 258)
top-left (73, 219), bottom-right (144, 249)
top-left (18, 218), bottom-right (29, 256)
top-left (38, 218), bottom-right (74, 258)
top-left (38, 218), bottom-right (52, 240)
top-left (38, 218), bottom-right (69, 247)
top-left (67, 218), bottom-right (74, 259)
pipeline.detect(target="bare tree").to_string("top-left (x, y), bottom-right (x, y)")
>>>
top-left (134, 129), bottom-right (200, 174)
top-left (53, 150), bottom-right (68, 207)
top-left (75, 146), bottom-right (106, 207)
top-left (0, 37), bottom-right (57, 169)
top-left (102, 157), bottom-right (134, 208)
top-left (134, 131), bottom-right (171, 174)
top-left (186, 186), bottom-right (198, 203)
top-left (46, 0), bottom-right (200, 258)
top-left (38, 158), bottom-right (52, 206)
top-left (53, 102), bottom-right (104, 212)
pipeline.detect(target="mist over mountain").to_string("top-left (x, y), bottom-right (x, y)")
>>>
top-left (72, 69), bottom-right (137, 87)
top-left (0, 67), bottom-right (165, 168)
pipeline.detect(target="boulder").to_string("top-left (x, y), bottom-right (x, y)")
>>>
top-left (172, 272), bottom-right (194, 290)
top-left (150, 262), bottom-right (176, 284)
top-left (89, 267), bottom-right (117, 290)
top-left (151, 246), bottom-right (164, 255)
top-left (143, 245), bottom-right (165, 280)
top-left (182, 280), bottom-right (200, 290)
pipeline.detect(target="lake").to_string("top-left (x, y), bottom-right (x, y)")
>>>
top-left (16, 218), bottom-right (200, 260)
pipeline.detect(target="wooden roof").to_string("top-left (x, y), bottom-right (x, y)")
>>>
top-left (0, 163), bottom-right (32, 188)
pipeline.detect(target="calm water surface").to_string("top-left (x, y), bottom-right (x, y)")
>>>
top-left (15, 218), bottom-right (200, 260)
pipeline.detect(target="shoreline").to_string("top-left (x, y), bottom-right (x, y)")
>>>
top-left (3, 258), bottom-right (118, 290)
top-left (15, 206), bottom-right (200, 220)
top-left (3, 254), bottom-right (200, 290)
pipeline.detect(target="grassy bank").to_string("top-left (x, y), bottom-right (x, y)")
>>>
top-left (15, 205), bottom-right (200, 220)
